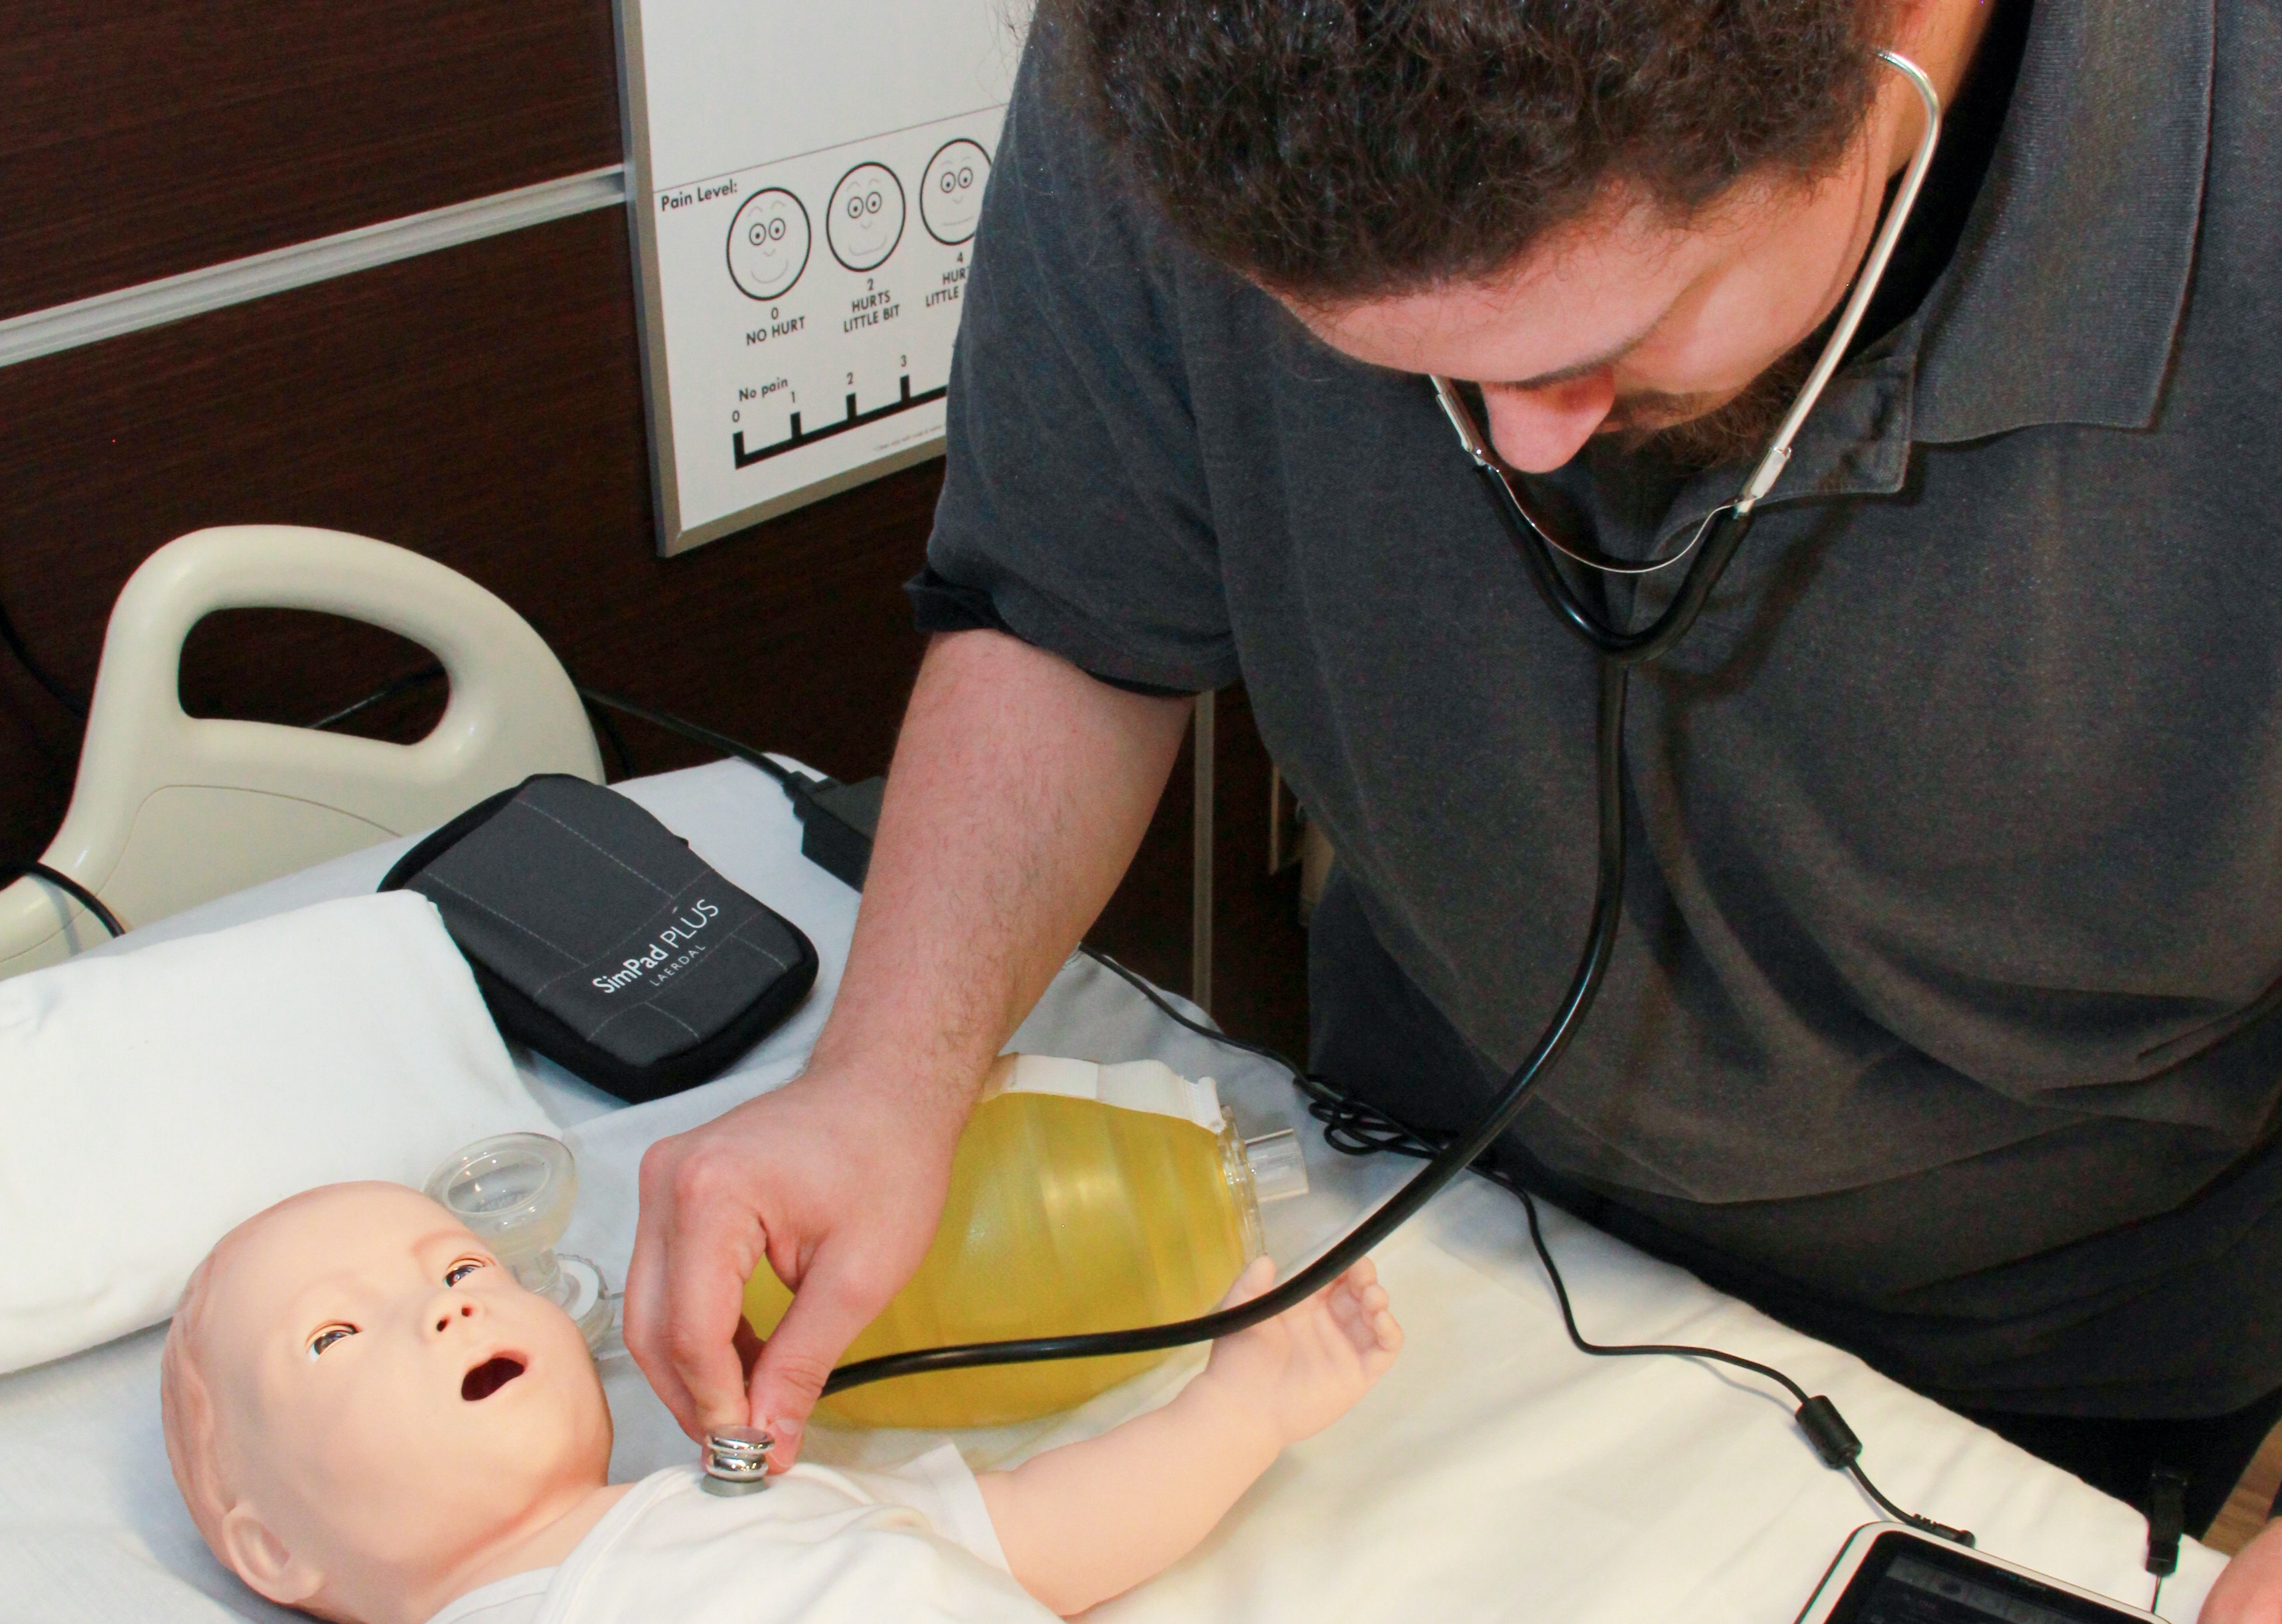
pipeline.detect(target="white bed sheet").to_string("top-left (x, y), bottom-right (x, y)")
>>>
top-left (0, 760), bottom-right (2228, 1623)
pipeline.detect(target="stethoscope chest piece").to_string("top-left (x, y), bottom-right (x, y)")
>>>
top-left (700, 1426), bottom-right (776, 1495)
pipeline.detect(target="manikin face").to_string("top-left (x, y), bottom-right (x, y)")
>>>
top-left (1286, 68), bottom-right (1919, 475)
top-left (198, 1184), bottom-right (610, 1614)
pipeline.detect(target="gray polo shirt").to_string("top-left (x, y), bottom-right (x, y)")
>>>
top-left (927, 3), bottom-right (2281, 1414)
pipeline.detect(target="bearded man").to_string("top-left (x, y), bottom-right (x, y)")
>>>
top-left (630, 3), bottom-right (2282, 1606)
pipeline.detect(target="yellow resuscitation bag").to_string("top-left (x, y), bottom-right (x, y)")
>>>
top-left (742, 1053), bottom-right (1309, 1428)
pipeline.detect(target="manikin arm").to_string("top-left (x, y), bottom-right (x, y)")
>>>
top-left (977, 1258), bottom-right (1402, 1617)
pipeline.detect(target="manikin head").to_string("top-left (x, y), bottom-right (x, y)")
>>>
top-left (161, 1183), bottom-right (611, 1623)
top-left (1049, 0), bottom-right (1989, 473)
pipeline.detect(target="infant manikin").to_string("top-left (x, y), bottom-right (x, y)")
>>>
top-left (161, 1182), bottom-right (1401, 1624)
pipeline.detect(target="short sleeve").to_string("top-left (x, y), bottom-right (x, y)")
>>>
top-left (838, 1442), bottom-right (1012, 1576)
top-left (922, 22), bottom-right (1238, 694)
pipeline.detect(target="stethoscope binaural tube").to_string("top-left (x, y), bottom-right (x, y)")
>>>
top-left (1431, 48), bottom-right (1943, 663)
top-left (820, 51), bottom-right (1943, 1401)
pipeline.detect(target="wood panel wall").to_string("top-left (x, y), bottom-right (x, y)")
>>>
top-left (0, 1), bottom-right (1306, 1059)
top-left (0, 0), bottom-right (623, 319)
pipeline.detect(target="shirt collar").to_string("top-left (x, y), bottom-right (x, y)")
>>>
top-left (1904, 0), bottom-right (2214, 444)
top-left (1628, 0), bottom-right (2216, 551)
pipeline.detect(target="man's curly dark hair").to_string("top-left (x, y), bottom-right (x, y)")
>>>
top-left (1044, 0), bottom-right (1903, 301)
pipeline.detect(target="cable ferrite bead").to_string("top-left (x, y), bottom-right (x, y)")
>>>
top-left (1795, 1395), bottom-right (1863, 1469)
top-left (2145, 1467), bottom-right (2188, 1578)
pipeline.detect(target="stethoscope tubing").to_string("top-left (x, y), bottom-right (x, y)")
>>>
top-left (827, 658), bottom-right (1633, 1394)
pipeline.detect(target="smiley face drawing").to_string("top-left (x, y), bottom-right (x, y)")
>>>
top-left (726, 188), bottom-right (810, 301)
top-left (826, 162), bottom-right (906, 273)
top-left (921, 139), bottom-right (991, 245)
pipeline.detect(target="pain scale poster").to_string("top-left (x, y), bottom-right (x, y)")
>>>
top-left (617, 2), bottom-right (1025, 553)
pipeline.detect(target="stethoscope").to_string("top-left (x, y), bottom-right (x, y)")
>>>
top-left (716, 52), bottom-right (1945, 1453)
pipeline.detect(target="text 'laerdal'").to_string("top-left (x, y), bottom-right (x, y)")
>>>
top-left (592, 900), bottom-right (722, 992)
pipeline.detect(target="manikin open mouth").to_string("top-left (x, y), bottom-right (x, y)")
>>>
top-left (461, 1355), bottom-right (527, 1401)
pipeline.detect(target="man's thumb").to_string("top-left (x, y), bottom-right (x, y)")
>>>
top-left (745, 1256), bottom-right (881, 1465)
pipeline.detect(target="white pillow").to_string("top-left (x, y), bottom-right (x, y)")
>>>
top-left (0, 891), bottom-right (550, 1374)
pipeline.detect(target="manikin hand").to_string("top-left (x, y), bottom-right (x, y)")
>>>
top-left (1198, 1255), bottom-right (1403, 1447)
top-left (976, 1255), bottom-right (1403, 1616)
top-left (2202, 1519), bottom-right (2282, 1623)
top-left (623, 1061), bottom-right (963, 1462)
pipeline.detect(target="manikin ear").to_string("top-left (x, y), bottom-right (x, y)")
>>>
top-left (220, 1503), bottom-right (325, 1608)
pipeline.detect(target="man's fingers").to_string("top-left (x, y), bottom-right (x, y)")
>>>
top-left (732, 1317), bottom-right (767, 1384)
top-left (660, 1224), bottom-right (771, 1438)
top-left (622, 1155), bottom-right (702, 1438)
top-left (634, 1132), bottom-right (776, 1439)
top-left (746, 1248), bottom-right (903, 1465)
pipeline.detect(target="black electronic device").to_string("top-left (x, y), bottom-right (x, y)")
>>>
top-left (1795, 1526), bottom-right (2163, 1624)
top-left (379, 774), bottom-right (818, 1102)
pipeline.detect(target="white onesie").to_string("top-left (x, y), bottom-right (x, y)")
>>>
top-left (425, 1444), bottom-right (1055, 1624)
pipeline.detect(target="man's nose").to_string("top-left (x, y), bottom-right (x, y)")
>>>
top-left (1480, 372), bottom-right (1616, 473)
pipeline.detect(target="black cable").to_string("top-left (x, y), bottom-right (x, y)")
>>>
top-left (308, 662), bottom-right (447, 731)
top-left (573, 686), bottom-right (802, 792)
top-left (1501, 1165), bottom-right (1971, 1544)
top-left (0, 595), bottom-right (87, 718)
top-left (586, 699), bottom-right (637, 782)
top-left (308, 663), bottom-right (639, 781)
top-left (0, 607), bottom-right (641, 782)
top-left (1079, 944), bottom-right (1311, 1081)
top-left (1087, 934), bottom-right (1971, 1544)
top-left (731, 463), bottom-right (1965, 1540)
top-left (0, 861), bottom-right (125, 938)
top-left (822, 655), bottom-right (1635, 1394)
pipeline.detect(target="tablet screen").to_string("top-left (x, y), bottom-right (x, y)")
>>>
top-left (1830, 1534), bottom-right (2150, 1624)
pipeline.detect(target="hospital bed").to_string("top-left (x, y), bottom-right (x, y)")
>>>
top-left (0, 756), bottom-right (2230, 1623)
top-left (0, 527), bottom-right (2232, 1619)
top-left (0, 524), bottom-right (601, 980)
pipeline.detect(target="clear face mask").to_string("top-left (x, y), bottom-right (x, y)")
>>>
top-left (425, 1132), bottom-right (617, 1351)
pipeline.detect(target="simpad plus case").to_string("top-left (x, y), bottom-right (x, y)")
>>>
top-left (380, 775), bottom-right (818, 1102)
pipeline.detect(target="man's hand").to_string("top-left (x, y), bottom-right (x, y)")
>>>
top-left (621, 630), bottom-right (1193, 1467)
top-left (2202, 1519), bottom-right (2282, 1622)
top-left (623, 1061), bottom-right (964, 1463)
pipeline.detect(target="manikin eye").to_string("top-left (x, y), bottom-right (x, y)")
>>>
top-left (443, 1259), bottom-right (487, 1287)
top-left (308, 1325), bottom-right (356, 1358)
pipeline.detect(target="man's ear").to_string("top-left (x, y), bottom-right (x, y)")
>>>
top-left (220, 1503), bottom-right (325, 1607)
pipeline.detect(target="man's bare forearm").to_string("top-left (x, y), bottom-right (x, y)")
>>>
top-left (805, 628), bottom-right (1193, 1112)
